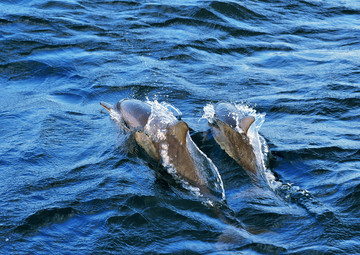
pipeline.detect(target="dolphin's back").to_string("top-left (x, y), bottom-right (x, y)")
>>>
top-left (117, 99), bottom-right (151, 130)
top-left (215, 102), bottom-right (255, 134)
top-left (215, 103), bottom-right (243, 128)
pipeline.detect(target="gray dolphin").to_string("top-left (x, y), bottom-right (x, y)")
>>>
top-left (101, 99), bottom-right (224, 201)
top-left (209, 102), bottom-right (258, 177)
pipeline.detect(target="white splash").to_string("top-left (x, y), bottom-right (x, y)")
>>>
top-left (145, 100), bottom-right (176, 132)
top-left (202, 103), bottom-right (216, 124)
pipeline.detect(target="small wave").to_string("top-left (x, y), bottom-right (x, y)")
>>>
top-left (50, 90), bottom-right (84, 104)
top-left (34, 0), bottom-right (86, 10)
top-left (107, 212), bottom-right (149, 228)
top-left (150, 17), bottom-right (265, 37)
top-left (14, 207), bottom-right (77, 234)
top-left (209, 1), bottom-right (268, 21)
top-left (334, 181), bottom-right (360, 216)
top-left (7, 14), bottom-right (53, 28)
top-left (0, 60), bottom-right (71, 81)
top-left (275, 146), bottom-right (360, 163)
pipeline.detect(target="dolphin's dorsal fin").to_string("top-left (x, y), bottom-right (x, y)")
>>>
top-left (240, 116), bottom-right (255, 134)
top-left (169, 121), bottom-right (189, 145)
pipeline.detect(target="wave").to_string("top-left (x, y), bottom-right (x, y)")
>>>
top-left (14, 207), bottom-right (77, 235)
top-left (34, 0), bottom-right (86, 10)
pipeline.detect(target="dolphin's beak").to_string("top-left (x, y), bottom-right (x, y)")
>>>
top-left (100, 101), bottom-right (113, 112)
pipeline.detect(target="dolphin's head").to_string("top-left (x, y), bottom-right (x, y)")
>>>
top-left (214, 102), bottom-right (242, 129)
top-left (101, 99), bottom-right (151, 131)
top-left (214, 102), bottom-right (255, 134)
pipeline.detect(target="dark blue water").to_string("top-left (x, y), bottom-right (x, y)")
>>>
top-left (1, 0), bottom-right (360, 254)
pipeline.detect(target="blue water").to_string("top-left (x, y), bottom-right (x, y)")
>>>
top-left (1, 0), bottom-right (360, 254)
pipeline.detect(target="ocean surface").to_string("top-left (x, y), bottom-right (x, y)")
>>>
top-left (1, 0), bottom-right (360, 254)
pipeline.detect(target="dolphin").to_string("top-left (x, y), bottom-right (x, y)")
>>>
top-left (208, 102), bottom-right (258, 178)
top-left (101, 99), bottom-right (224, 201)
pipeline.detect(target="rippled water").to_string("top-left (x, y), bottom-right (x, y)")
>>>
top-left (1, 0), bottom-right (360, 254)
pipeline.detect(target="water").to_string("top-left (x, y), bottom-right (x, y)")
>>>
top-left (1, 0), bottom-right (359, 254)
